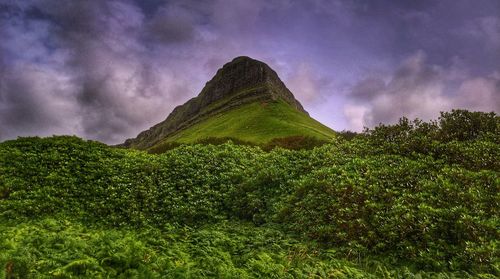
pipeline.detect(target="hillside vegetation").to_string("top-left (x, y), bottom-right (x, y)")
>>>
top-left (150, 100), bottom-right (336, 151)
top-left (0, 110), bottom-right (498, 278)
top-left (122, 56), bottom-right (313, 150)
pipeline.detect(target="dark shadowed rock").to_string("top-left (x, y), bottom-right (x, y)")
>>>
top-left (122, 56), bottom-right (308, 149)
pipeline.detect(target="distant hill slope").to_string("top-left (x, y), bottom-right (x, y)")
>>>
top-left (150, 100), bottom-right (335, 150)
top-left (122, 56), bottom-right (335, 149)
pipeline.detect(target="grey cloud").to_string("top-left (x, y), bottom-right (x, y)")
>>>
top-left (146, 4), bottom-right (197, 44)
top-left (287, 62), bottom-right (331, 105)
top-left (0, 0), bottom-right (199, 143)
top-left (211, 0), bottom-right (264, 34)
top-left (0, 3), bottom-right (78, 140)
top-left (344, 51), bottom-right (499, 130)
top-left (38, 0), bottom-right (152, 143)
top-left (350, 78), bottom-right (385, 101)
top-left (1, 0), bottom-right (499, 141)
top-left (0, 64), bottom-right (78, 139)
top-left (391, 51), bottom-right (443, 90)
top-left (0, 71), bottom-right (58, 130)
top-left (454, 76), bottom-right (500, 112)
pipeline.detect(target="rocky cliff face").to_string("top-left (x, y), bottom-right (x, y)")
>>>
top-left (122, 56), bottom-right (308, 149)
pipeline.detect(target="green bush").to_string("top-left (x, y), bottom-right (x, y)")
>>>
top-left (0, 109), bottom-right (498, 276)
top-left (262, 136), bottom-right (330, 151)
top-left (279, 156), bottom-right (498, 270)
top-left (0, 138), bottom-right (263, 226)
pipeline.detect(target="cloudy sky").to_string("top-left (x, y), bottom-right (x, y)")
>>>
top-left (1, 0), bottom-right (499, 143)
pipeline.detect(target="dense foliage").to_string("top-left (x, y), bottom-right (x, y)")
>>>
top-left (0, 110), bottom-right (498, 278)
top-left (150, 136), bottom-right (329, 154)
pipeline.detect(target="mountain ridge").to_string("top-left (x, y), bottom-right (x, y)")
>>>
top-left (123, 56), bottom-right (332, 149)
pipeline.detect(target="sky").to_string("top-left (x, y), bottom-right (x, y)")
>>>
top-left (0, 0), bottom-right (499, 144)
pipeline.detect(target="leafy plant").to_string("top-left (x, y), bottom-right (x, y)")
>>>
top-left (0, 109), bottom-right (498, 277)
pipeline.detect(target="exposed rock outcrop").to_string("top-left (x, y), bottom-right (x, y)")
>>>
top-left (122, 56), bottom-right (307, 149)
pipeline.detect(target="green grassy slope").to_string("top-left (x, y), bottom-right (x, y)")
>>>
top-left (151, 100), bottom-right (335, 149)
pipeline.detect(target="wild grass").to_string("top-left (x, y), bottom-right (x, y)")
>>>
top-left (151, 100), bottom-right (335, 148)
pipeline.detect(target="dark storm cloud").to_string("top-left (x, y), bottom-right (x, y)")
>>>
top-left (31, 0), bottom-right (156, 142)
top-left (0, 2), bottom-right (75, 139)
top-left (0, 59), bottom-right (78, 138)
top-left (0, 0), bottom-right (499, 141)
top-left (0, 69), bottom-right (59, 132)
top-left (0, 0), bottom-right (284, 143)
top-left (0, 0), bottom-right (200, 143)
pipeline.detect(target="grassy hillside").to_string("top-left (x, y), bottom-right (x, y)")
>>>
top-left (122, 56), bottom-right (314, 150)
top-left (150, 100), bottom-right (335, 150)
top-left (0, 110), bottom-right (498, 278)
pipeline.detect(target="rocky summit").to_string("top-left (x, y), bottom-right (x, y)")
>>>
top-left (122, 56), bottom-right (310, 149)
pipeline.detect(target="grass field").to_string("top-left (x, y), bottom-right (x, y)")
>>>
top-left (151, 100), bottom-right (336, 150)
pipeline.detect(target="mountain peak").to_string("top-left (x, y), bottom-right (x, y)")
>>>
top-left (199, 56), bottom-right (305, 113)
top-left (228, 56), bottom-right (267, 66)
top-left (225, 56), bottom-right (271, 70)
top-left (230, 55), bottom-right (257, 63)
top-left (122, 56), bottom-right (310, 149)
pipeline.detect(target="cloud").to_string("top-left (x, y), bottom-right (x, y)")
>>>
top-left (0, 0), bottom-right (204, 143)
top-left (344, 51), bottom-right (499, 130)
top-left (145, 4), bottom-right (197, 44)
top-left (454, 76), bottom-right (500, 112)
top-left (343, 104), bottom-right (368, 132)
top-left (0, 0), bottom-right (499, 141)
top-left (286, 63), bottom-right (329, 104)
top-left (0, 63), bottom-right (78, 138)
top-left (0, 0), bottom-right (278, 143)
top-left (34, 0), bottom-right (167, 143)
top-left (211, 0), bottom-right (265, 35)
top-left (0, 3), bottom-right (78, 138)
top-left (479, 17), bottom-right (500, 47)
top-left (350, 78), bottom-right (385, 101)
top-left (463, 16), bottom-right (500, 50)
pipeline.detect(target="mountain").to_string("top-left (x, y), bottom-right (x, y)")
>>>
top-left (122, 56), bottom-right (335, 150)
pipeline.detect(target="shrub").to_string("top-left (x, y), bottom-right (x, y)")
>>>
top-left (0, 109), bottom-right (498, 274)
top-left (262, 136), bottom-right (330, 151)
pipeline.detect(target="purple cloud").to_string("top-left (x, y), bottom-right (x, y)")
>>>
top-left (0, 0), bottom-right (498, 142)
top-left (344, 51), bottom-right (500, 130)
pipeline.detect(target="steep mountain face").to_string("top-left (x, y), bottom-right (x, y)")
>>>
top-left (123, 56), bottom-right (325, 149)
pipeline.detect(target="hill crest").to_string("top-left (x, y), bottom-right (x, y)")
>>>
top-left (123, 56), bottom-right (323, 149)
